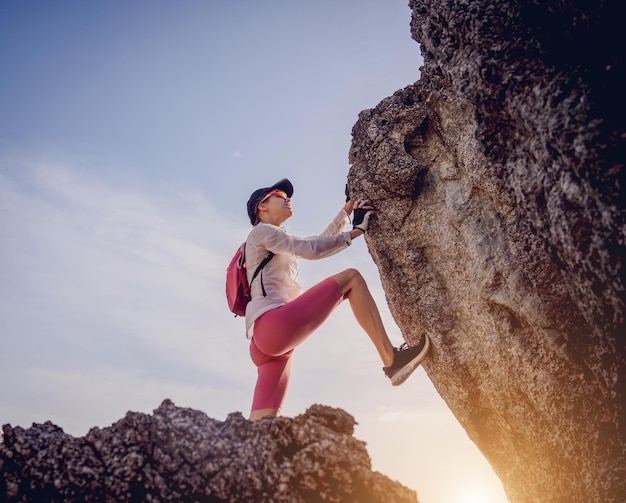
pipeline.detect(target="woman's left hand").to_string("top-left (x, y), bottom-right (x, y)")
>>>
top-left (352, 199), bottom-right (374, 212)
top-left (344, 198), bottom-right (373, 216)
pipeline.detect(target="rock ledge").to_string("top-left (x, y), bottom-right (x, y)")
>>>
top-left (1, 400), bottom-right (417, 503)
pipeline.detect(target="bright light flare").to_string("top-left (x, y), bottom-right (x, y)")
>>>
top-left (459, 489), bottom-right (491, 503)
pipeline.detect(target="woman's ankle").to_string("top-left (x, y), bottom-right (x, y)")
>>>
top-left (249, 408), bottom-right (279, 420)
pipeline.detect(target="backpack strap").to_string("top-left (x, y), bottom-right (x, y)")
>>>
top-left (250, 252), bottom-right (274, 297)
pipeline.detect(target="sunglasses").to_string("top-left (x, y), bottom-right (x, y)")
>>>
top-left (259, 189), bottom-right (289, 204)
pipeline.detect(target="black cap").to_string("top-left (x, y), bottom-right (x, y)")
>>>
top-left (246, 178), bottom-right (294, 225)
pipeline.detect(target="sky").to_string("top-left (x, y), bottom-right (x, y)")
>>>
top-left (0, 2), bottom-right (509, 502)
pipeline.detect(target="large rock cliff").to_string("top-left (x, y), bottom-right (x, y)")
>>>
top-left (0, 401), bottom-right (417, 503)
top-left (348, 1), bottom-right (624, 502)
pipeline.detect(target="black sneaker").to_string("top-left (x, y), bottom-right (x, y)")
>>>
top-left (383, 334), bottom-right (431, 386)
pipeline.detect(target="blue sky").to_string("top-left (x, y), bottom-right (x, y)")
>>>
top-left (1, 2), bottom-right (508, 502)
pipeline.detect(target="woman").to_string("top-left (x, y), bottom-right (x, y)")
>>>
top-left (244, 178), bottom-right (430, 420)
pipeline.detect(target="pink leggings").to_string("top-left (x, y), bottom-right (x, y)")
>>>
top-left (249, 277), bottom-right (344, 412)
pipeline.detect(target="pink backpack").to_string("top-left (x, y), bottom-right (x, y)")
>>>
top-left (226, 243), bottom-right (274, 317)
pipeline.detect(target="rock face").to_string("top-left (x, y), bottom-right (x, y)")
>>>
top-left (348, 1), bottom-right (624, 503)
top-left (0, 401), bottom-right (417, 503)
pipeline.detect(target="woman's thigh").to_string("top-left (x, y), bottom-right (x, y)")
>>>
top-left (252, 277), bottom-right (343, 357)
top-left (249, 339), bottom-right (293, 411)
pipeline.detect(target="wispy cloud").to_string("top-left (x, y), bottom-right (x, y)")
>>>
top-left (0, 157), bottom-right (255, 428)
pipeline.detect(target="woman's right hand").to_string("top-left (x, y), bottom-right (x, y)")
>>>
top-left (352, 199), bottom-right (374, 233)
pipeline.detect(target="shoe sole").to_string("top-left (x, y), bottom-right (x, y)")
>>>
top-left (390, 334), bottom-right (431, 386)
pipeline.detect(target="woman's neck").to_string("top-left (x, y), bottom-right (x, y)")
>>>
top-left (260, 215), bottom-right (286, 226)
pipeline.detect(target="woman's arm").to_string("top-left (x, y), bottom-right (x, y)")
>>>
top-left (343, 200), bottom-right (354, 215)
top-left (349, 227), bottom-right (365, 240)
top-left (252, 223), bottom-right (352, 260)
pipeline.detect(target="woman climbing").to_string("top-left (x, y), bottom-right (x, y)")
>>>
top-left (244, 178), bottom-right (430, 420)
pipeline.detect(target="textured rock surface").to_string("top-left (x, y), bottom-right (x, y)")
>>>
top-left (348, 1), bottom-right (624, 503)
top-left (0, 400), bottom-right (417, 503)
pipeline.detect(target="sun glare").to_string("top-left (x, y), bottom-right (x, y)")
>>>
top-left (459, 489), bottom-right (490, 503)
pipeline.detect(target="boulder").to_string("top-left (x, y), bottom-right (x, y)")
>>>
top-left (348, 1), bottom-right (624, 502)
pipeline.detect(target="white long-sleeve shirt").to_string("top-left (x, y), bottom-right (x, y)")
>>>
top-left (244, 209), bottom-right (352, 339)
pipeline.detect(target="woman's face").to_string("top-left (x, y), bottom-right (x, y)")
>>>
top-left (257, 190), bottom-right (292, 223)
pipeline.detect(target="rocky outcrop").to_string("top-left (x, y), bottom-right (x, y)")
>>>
top-left (348, 1), bottom-right (624, 502)
top-left (0, 401), bottom-right (417, 503)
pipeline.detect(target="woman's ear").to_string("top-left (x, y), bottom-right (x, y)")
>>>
top-left (256, 201), bottom-right (268, 219)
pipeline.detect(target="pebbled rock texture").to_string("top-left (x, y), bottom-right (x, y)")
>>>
top-left (0, 400), bottom-right (417, 503)
top-left (348, 1), bottom-right (624, 503)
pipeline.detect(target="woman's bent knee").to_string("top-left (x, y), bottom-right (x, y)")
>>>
top-left (332, 268), bottom-right (364, 293)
